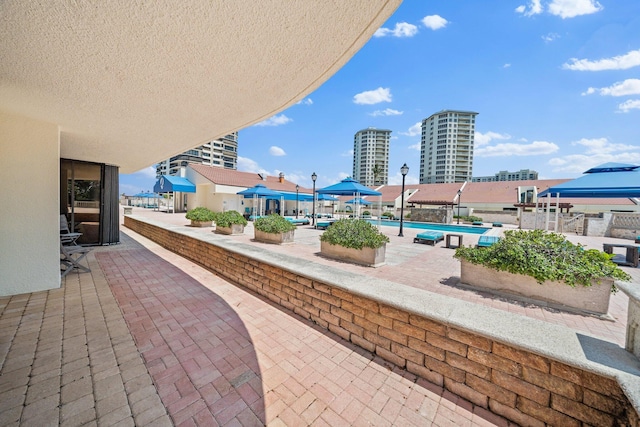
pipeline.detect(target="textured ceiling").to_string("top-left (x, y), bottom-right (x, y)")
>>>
top-left (0, 1), bottom-right (401, 172)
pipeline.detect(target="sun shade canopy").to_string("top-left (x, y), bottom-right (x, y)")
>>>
top-left (316, 178), bottom-right (381, 196)
top-left (153, 175), bottom-right (196, 193)
top-left (538, 163), bottom-right (640, 198)
top-left (237, 184), bottom-right (283, 198)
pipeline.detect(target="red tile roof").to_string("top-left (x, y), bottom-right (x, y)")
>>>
top-left (189, 164), bottom-right (311, 193)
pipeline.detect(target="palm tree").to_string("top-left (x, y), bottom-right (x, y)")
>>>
top-left (372, 164), bottom-right (382, 186)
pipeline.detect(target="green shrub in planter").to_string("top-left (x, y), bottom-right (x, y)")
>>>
top-left (185, 207), bottom-right (216, 222)
top-left (320, 219), bottom-right (389, 250)
top-left (213, 210), bottom-right (248, 227)
top-left (362, 210), bottom-right (371, 216)
top-left (381, 212), bottom-right (395, 219)
top-left (254, 214), bottom-right (296, 234)
top-left (454, 229), bottom-right (630, 288)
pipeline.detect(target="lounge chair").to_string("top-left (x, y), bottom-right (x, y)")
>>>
top-left (472, 221), bottom-right (483, 226)
top-left (635, 236), bottom-right (640, 244)
top-left (492, 222), bottom-right (503, 227)
top-left (413, 231), bottom-right (444, 245)
top-left (476, 235), bottom-right (500, 248)
top-left (316, 220), bottom-right (333, 230)
top-left (286, 217), bottom-right (310, 226)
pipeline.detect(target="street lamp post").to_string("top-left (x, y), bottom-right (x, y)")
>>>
top-left (296, 185), bottom-right (299, 218)
top-left (457, 189), bottom-right (462, 224)
top-left (398, 163), bottom-right (409, 237)
top-left (311, 172), bottom-right (317, 227)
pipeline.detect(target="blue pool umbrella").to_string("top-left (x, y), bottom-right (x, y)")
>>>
top-left (538, 163), bottom-right (640, 198)
top-left (345, 197), bottom-right (372, 205)
top-left (316, 177), bottom-right (381, 196)
top-left (237, 185), bottom-right (284, 216)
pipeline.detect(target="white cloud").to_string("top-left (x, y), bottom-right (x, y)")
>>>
top-left (421, 15), bottom-right (448, 30)
top-left (398, 122), bottom-right (421, 137)
top-left (582, 79), bottom-right (640, 97)
top-left (388, 172), bottom-right (419, 185)
top-left (254, 114), bottom-right (293, 127)
top-left (503, 63), bottom-right (512, 68)
top-left (549, 137), bottom-right (640, 173)
top-left (353, 87), bottom-right (392, 105)
top-left (475, 141), bottom-right (559, 157)
top-left (269, 146), bottom-right (286, 156)
top-left (408, 143), bottom-right (421, 151)
top-left (369, 108), bottom-right (403, 117)
top-left (374, 22), bottom-right (418, 38)
top-left (542, 33), bottom-right (560, 43)
top-left (572, 137), bottom-right (640, 154)
top-left (136, 166), bottom-right (157, 178)
top-left (237, 156), bottom-right (269, 174)
top-left (548, 0), bottom-right (603, 19)
top-left (515, 0), bottom-right (543, 16)
top-left (474, 131), bottom-right (511, 147)
top-left (618, 99), bottom-right (640, 113)
top-left (341, 149), bottom-right (353, 157)
top-left (562, 49), bottom-right (640, 71)
top-left (296, 98), bottom-right (313, 105)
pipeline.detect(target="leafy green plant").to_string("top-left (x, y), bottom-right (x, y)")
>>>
top-left (382, 212), bottom-right (395, 219)
top-left (320, 219), bottom-right (389, 250)
top-left (362, 211), bottom-right (371, 216)
top-left (454, 215), bottom-right (483, 223)
top-left (213, 210), bottom-right (247, 227)
top-left (454, 229), bottom-right (630, 289)
top-left (185, 207), bottom-right (216, 222)
top-left (254, 214), bottom-right (296, 234)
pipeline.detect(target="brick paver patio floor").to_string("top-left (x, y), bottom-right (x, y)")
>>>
top-left (0, 228), bottom-right (515, 426)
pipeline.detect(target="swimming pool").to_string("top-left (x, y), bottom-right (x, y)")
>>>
top-left (369, 219), bottom-right (490, 235)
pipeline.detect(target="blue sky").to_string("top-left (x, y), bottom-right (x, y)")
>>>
top-left (120, 0), bottom-right (640, 195)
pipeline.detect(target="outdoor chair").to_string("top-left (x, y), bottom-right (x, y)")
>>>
top-left (476, 235), bottom-right (500, 248)
top-left (60, 241), bottom-right (92, 277)
top-left (413, 231), bottom-right (444, 246)
top-left (60, 214), bottom-right (82, 244)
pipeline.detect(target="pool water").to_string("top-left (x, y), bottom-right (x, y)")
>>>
top-left (369, 219), bottom-right (490, 235)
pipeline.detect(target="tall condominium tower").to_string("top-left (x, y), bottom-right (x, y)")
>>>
top-left (156, 132), bottom-right (238, 177)
top-left (353, 127), bottom-right (391, 186)
top-left (419, 110), bottom-right (478, 184)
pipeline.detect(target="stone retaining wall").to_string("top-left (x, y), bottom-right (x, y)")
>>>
top-left (124, 216), bottom-right (640, 426)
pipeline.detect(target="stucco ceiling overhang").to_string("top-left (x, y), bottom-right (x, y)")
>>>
top-left (0, 1), bottom-right (401, 172)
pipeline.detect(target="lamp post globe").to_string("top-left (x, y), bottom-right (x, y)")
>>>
top-left (311, 172), bottom-right (317, 226)
top-left (399, 163), bottom-right (409, 237)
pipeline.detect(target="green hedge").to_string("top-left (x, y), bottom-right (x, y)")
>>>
top-left (213, 210), bottom-right (247, 227)
top-left (320, 219), bottom-right (389, 250)
top-left (454, 229), bottom-right (630, 288)
top-left (185, 207), bottom-right (216, 222)
top-left (254, 214), bottom-right (296, 234)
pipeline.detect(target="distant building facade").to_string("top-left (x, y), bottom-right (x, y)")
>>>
top-left (353, 127), bottom-right (391, 186)
top-left (419, 110), bottom-right (478, 184)
top-left (156, 132), bottom-right (238, 177)
top-left (472, 169), bottom-right (539, 182)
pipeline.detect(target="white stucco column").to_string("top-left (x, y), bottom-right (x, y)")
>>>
top-left (0, 110), bottom-right (61, 296)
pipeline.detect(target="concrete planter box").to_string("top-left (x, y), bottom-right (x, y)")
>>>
top-left (214, 224), bottom-right (244, 235)
top-left (254, 229), bottom-right (294, 244)
top-left (460, 260), bottom-right (613, 317)
top-left (320, 241), bottom-right (386, 267)
top-left (190, 220), bottom-right (212, 227)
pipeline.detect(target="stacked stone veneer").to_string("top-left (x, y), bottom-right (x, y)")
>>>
top-left (124, 216), bottom-right (640, 426)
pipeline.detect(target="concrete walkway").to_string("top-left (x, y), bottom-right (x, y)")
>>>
top-left (0, 226), bottom-right (514, 426)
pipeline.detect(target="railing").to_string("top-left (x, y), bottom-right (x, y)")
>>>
top-left (74, 200), bottom-right (100, 209)
top-left (612, 213), bottom-right (640, 229)
top-left (560, 214), bottom-right (585, 235)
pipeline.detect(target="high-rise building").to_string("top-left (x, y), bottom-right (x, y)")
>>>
top-left (472, 169), bottom-right (538, 182)
top-left (156, 132), bottom-right (238, 177)
top-left (419, 110), bottom-right (478, 184)
top-left (353, 127), bottom-right (391, 186)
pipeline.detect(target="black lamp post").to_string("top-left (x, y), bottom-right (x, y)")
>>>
top-left (398, 163), bottom-right (409, 237)
top-left (311, 172), bottom-right (317, 226)
top-left (457, 189), bottom-right (462, 224)
top-left (295, 185), bottom-right (299, 218)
